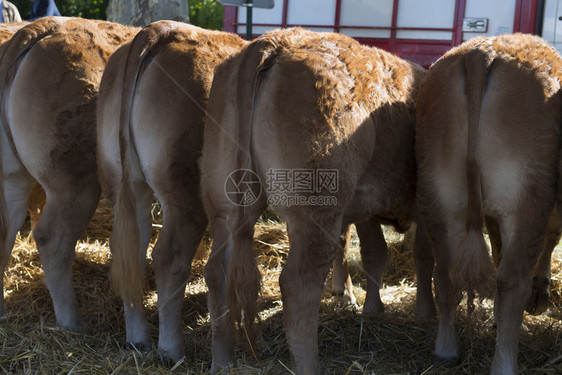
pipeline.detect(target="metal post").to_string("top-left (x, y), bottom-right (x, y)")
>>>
top-left (246, 0), bottom-right (253, 40)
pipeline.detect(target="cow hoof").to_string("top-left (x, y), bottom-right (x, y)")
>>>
top-left (331, 292), bottom-right (358, 310)
top-left (211, 360), bottom-right (233, 374)
top-left (158, 350), bottom-right (185, 368)
top-left (58, 319), bottom-right (89, 334)
top-left (415, 307), bottom-right (436, 321)
top-left (435, 355), bottom-right (460, 368)
top-left (525, 277), bottom-right (550, 315)
top-left (363, 300), bottom-right (385, 315)
top-left (525, 291), bottom-right (549, 315)
top-left (126, 341), bottom-right (152, 353)
top-left (415, 299), bottom-right (437, 321)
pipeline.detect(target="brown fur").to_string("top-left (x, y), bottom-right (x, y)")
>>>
top-left (416, 33), bottom-right (562, 373)
top-left (201, 27), bottom-right (424, 374)
top-left (97, 20), bottom-right (245, 360)
top-left (0, 22), bottom-right (27, 44)
top-left (0, 17), bottom-right (137, 330)
top-left (27, 182), bottom-right (45, 230)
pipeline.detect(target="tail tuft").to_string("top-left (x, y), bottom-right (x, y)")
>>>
top-left (227, 215), bottom-right (262, 347)
top-left (110, 174), bottom-right (145, 306)
top-left (451, 229), bottom-right (495, 300)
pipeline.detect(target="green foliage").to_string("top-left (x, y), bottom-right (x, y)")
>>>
top-left (189, 0), bottom-right (224, 30)
top-left (7, 0), bottom-right (226, 30)
top-left (10, 0), bottom-right (106, 20)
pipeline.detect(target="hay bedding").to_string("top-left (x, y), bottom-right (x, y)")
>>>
top-left (1, 199), bottom-right (561, 374)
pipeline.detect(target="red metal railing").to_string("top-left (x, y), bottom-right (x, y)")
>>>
top-left (223, 0), bottom-right (540, 67)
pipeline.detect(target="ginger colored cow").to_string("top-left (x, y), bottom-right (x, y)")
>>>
top-left (0, 17), bottom-right (137, 332)
top-left (200, 27), bottom-right (425, 374)
top-left (416, 33), bottom-right (562, 374)
top-left (97, 20), bottom-right (245, 361)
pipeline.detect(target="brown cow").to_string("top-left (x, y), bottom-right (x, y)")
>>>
top-left (200, 27), bottom-right (425, 374)
top-left (0, 17), bottom-right (137, 332)
top-left (416, 33), bottom-right (562, 374)
top-left (96, 21), bottom-right (245, 361)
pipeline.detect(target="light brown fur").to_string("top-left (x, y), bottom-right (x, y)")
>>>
top-left (0, 22), bottom-right (27, 44)
top-left (416, 33), bottom-right (562, 374)
top-left (97, 20), bottom-right (245, 361)
top-left (201, 27), bottom-right (425, 374)
top-left (0, 17), bottom-right (137, 332)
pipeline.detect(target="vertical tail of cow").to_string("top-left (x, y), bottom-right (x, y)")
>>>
top-left (0, 18), bottom-right (64, 276)
top-left (110, 24), bottom-right (174, 306)
top-left (227, 39), bottom-right (277, 339)
top-left (450, 49), bottom-right (496, 300)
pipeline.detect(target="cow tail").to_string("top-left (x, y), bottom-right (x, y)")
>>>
top-left (227, 39), bottom-right (277, 342)
top-left (451, 49), bottom-right (496, 303)
top-left (110, 24), bottom-right (171, 307)
top-left (0, 18), bottom-right (63, 285)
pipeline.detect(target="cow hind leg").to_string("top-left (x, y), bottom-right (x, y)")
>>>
top-left (152, 201), bottom-right (207, 363)
top-left (205, 216), bottom-right (236, 373)
top-left (356, 217), bottom-right (387, 315)
top-left (280, 213), bottom-right (342, 375)
top-left (413, 219), bottom-right (437, 320)
top-left (525, 210), bottom-right (559, 315)
top-left (32, 179), bottom-right (100, 332)
top-left (1, 172), bottom-right (36, 316)
top-left (492, 211), bottom-right (550, 374)
top-left (331, 224), bottom-right (357, 307)
top-left (206, 200), bottom-right (264, 373)
top-left (423, 215), bottom-right (464, 366)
